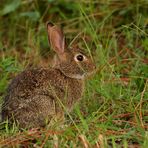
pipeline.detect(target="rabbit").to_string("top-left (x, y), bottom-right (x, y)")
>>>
top-left (1, 22), bottom-right (96, 129)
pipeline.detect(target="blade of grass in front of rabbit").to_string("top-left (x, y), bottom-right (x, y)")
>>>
top-left (48, 82), bottom-right (81, 134)
top-left (82, 38), bottom-right (93, 61)
top-left (69, 31), bottom-right (83, 47)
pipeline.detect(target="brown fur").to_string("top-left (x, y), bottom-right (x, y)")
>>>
top-left (1, 22), bottom-right (96, 128)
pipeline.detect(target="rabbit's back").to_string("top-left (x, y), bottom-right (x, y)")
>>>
top-left (2, 68), bottom-right (84, 128)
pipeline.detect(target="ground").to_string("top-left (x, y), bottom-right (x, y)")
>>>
top-left (0, 0), bottom-right (148, 147)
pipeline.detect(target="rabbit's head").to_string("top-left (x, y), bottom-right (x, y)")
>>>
top-left (47, 22), bottom-right (96, 79)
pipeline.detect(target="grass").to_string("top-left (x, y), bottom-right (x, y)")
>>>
top-left (0, 0), bottom-right (148, 147)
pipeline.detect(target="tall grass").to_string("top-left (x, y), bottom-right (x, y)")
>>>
top-left (0, 0), bottom-right (148, 147)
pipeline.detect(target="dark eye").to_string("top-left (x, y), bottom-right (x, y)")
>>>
top-left (76, 54), bottom-right (84, 61)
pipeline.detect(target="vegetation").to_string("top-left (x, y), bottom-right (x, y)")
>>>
top-left (0, 0), bottom-right (148, 147)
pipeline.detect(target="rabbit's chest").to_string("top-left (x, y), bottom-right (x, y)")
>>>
top-left (43, 77), bottom-right (84, 110)
top-left (64, 79), bottom-right (84, 110)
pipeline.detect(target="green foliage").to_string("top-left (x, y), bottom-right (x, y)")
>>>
top-left (19, 11), bottom-right (40, 22)
top-left (0, 57), bottom-right (19, 72)
top-left (0, 57), bottom-right (21, 92)
top-left (0, 0), bottom-right (147, 147)
top-left (0, 0), bottom-right (21, 16)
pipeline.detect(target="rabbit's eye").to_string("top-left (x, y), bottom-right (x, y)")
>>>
top-left (74, 53), bottom-right (86, 62)
top-left (76, 54), bottom-right (84, 61)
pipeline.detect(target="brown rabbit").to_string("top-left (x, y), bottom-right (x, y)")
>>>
top-left (1, 22), bottom-right (96, 129)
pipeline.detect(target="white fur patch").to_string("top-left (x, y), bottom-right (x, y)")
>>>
top-left (70, 74), bottom-right (85, 79)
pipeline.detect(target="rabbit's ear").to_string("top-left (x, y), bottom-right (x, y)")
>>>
top-left (47, 22), bottom-right (65, 54)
